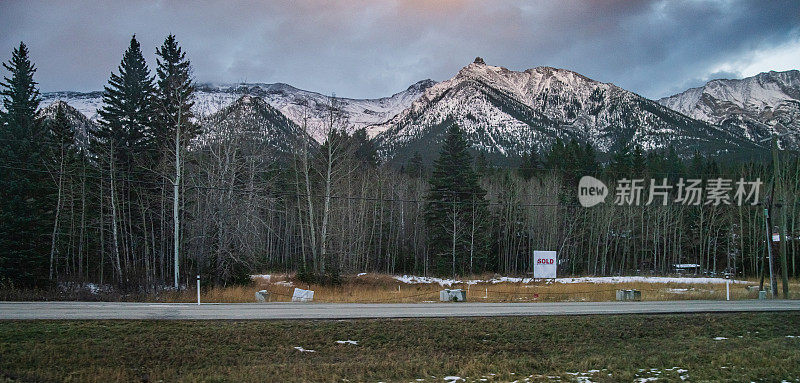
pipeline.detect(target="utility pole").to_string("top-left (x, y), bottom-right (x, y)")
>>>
top-left (764, 205), bottom-right (777, 298)
top-left (761, 131), bottom-right (794, 298)
top-left (771, 136), bottom-right (790, 298)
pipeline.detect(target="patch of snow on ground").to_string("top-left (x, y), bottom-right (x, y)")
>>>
top-left (443, 377), bottom-right (462, 382)
top-left (393, 275), bottom-right (747, 286)
top-left (276, 281), bottom-right (294, 287)
top-left (58, 282), bottom-right (113, 295)
top-left (714, 337), bottom-right (728, 340)
top-left (250, 274), bottom-right (270, 281)
top-left (335, 340), bottom-right (358, 345)
top-left (556, 276), bottom-right (747, 284)
top-left (357, 272), bottom-right (367, 276)
top-left (394, 275), bottom-right (462, 286)
top-left (293, 346), bottom-right (315, 353)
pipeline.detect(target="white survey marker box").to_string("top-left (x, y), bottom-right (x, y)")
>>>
top-left (533, 250), bottom-right (557, 279)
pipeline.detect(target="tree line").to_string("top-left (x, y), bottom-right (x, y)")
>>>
top-left (1, 37), bottom-right (797, 294)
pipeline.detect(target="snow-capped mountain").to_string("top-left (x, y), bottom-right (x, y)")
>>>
top-left (41, 79), bottom-right (435, 143)
top-left (37, 100), bottom-right (97, 147)
top-left (658, 70), bottom-right (800, 148)
top-left (40, 91), bottom-right (105, 121)
top-left (196, 80), bottom-right (435, 141)
top-left (373, 58), bottom-right (762, 164)
top-left (196, 94), bottom-right (314, 155)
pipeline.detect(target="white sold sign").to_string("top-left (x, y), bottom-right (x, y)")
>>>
top-left (533, 251), bottom-right (557, 279)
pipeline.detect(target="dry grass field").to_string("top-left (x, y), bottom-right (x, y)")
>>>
top-left (2, 313), bottom-right (799, 382)
top-left (155, 273), bottom-right (800, 303)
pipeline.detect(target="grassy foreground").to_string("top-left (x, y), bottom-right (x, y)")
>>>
top-left (1, 314), bottom-right (799, 382)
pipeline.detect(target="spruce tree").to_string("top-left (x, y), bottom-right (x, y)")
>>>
top-left (48, 103), bottom-right (76, 153)
top-left (631, 144), bottom-right (646, 176)
top-left (95, 35), bottom-right (156, 169)
top-left (607, 145), bottom-right (632, 177)
top-left (518, 148), bottom-right (543, 180)
top-left (425, 123), bottom-right (488, 276)
top-left (93, 35), bottom-right (156, 286)
top-left (154, 34), bottom-right (196, 149)
top-left (406, 151), bottom-right (425, 178)
top-left (0, 42), bottom-right (50, 286)
top-left (350, 128), bottom-right (377, 167)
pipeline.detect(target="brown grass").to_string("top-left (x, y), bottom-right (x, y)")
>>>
top-left (2, 313), bottom-right (800, 382)
top-left (157, 273), bottom-right (800, 303)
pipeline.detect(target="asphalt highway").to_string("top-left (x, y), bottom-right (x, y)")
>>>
top-left (1, 299), bottom-right (799, 320)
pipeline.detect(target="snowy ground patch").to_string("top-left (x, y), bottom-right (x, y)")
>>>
top-left (57, 282), bottom-right (114, 295)
top-left (392, 274), bottom-right (747, 286)
top-left (335, 340), bottom-right (358, 345)
top-left (293, 346), bottom-right (315, 353)
top-left (555, 276), bottom-right (747, 284)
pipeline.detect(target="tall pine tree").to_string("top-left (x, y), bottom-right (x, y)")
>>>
top-left (93, 35), bottom-right (156, 285)
top-left (425, 123), bottom-right (488, 276)
top-left (153, 34), bottom-right (196, 151)
top-left (95, 35), bottom-right (156, 169)
top-left (0, 42), bottom-right (50, 286)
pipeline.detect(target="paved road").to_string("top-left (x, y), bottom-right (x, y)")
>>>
top-left (1, 300), bottom-right (799, 320)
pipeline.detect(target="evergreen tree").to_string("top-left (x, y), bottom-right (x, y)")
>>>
top-left (607, 145), bottom-right (632, 177)
top-left (518, 148), bottom-right (543, 180)
top-left (0, 42), bottom-right (50, 286)
top-left (154, 34), bottom-right (196, 150)
top-left (579, 142), bottom-right (598, 176)
top-left (47, 103), bottom-right (77, 154)
top-left (406, 151), bottom-right (425, 178)
top-left (350, 128), bottom-right (378, 167)
top-left (631, 144), bottom-right (646, 176)
top-left (92, 35), bottom-right (156, 287)
top-left (665, 145), bottom-right (686, 182)
top-left (545, 138), bottom-right (566, 171)
top-left (425, 124), bottom-right (488, 276)
top-left (689, 150), bottom-right (705, 178)
top-left (474, 151), bottom-right (490, 176)
top-left (95, 35), bottom-right (156, 169)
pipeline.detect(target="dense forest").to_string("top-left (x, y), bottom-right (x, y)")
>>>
top-left (1, 36), bottom-right (798, 294)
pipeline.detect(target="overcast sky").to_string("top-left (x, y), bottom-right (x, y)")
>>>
top-left (1, 0), bottom-right (798, 99)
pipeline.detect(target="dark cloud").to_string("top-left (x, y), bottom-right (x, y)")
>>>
top-left (1, 0), bottom-right (798, 99)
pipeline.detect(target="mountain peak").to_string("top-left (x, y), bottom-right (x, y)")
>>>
top-left (658, 69), bottom-right (800, 146)
top-left (406, 79), bottom-right (436, 93)
top-left (372, 59), bottom-right (762, 163)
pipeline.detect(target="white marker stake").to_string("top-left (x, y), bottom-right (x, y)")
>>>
top-left (726, 279), bottom-right (730, 301)
top-left (197, 275), bottom-right (201, 305)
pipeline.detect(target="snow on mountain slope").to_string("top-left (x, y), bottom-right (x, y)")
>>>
top-left (41, 79), bottom-right (435, 143)
top-left (196, 94), bottom-right (314, 155)
top-left (658, 70), bottom-right (800, 147)
top-left (40, 91), bottom-right (104, 121)
top-left (373, 58), bottom-right (760, 164)
top-left (37, 100), bottom-right (97, 147)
